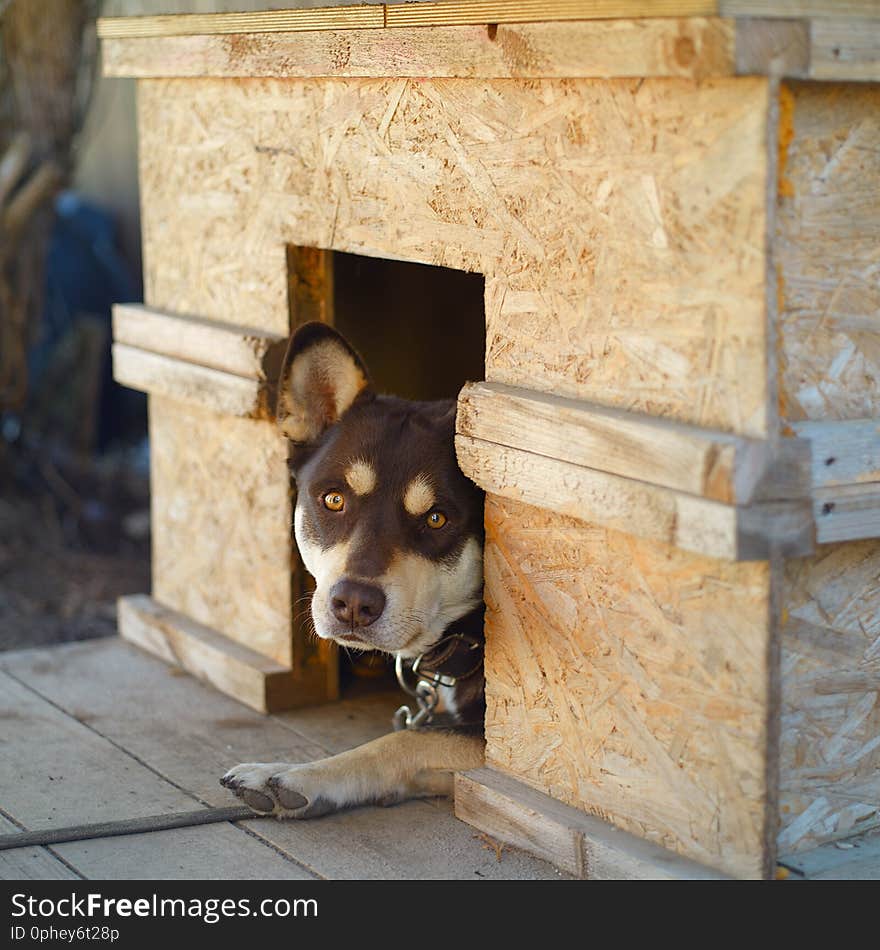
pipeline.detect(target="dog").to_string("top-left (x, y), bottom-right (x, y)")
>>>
top-left (221, 322), bottom-right (486, 818)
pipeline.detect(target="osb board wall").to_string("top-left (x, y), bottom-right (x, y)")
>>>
top-left (779, 541), bottom-right (880, 853)
top-left (482, 494), bottom-right (774, 879)
top-left (776, 82), bottom-right (880, 424)
top-left (137, 75), bottom-right (770, 436)
top-left (149, 396), bottom-right (294, 666)
top-left (774, 82), bottom-right (880, 852)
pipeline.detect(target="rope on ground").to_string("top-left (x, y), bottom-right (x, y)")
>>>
top-left (0, 805), bottom-right (259, 852)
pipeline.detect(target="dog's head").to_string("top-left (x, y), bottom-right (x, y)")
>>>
top-left (278, 322), bottom-right (484, 658)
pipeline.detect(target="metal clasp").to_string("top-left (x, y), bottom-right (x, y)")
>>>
top-left (393, 654), bottom-right (440, 731)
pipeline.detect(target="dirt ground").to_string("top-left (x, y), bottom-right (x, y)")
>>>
top-left (0, 447), bottom-right (150, 653)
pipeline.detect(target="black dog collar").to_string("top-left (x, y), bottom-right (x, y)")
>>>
top-left (412, 632), bottom-right (483, 688)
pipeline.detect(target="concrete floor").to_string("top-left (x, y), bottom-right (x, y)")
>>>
top-left (0, 637), bottom-right (876, 880)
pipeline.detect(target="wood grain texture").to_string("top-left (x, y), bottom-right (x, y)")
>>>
top-left (103, 19), bottom-right (735, 80)
top-left (776, 82), bottom-right (880, 424)
top-left (97, 4), bottom-right (384, 38)
top-left (792, 419), bottom-right (880, 489)
top-left (385, 0), bottom-right (717, 27)
top-left (112, 343), bottom-right (271, 418)
top-left (810, 17), bottom-right (880, 81)
top-left (455, 767), bottom-right (728, 879)
top-left (779, 541), bottom-right (880, 852)
top-left (98, 2), bottom-right (721, 38)
top-left (457, 434), bottom-right (814, 559)
top-left (482, 494), bottom-right (776, 879)
top-left (722, 1), bottom-right (880, 16)
top-left (139, 75), bottom-right (770, 436)
top-left (812, 484), bottom-right (880, 544)
top-left (734, 17), bottom-right (809, 77)
top-left (118, 595), bottom-right (319, 713)
top-left (773, 77), bottom-right (880, 845)
top-left (149, 395), bottom-right (293, 667)
top-left (457, 380), bottom-right (811, 504)
top-left (112, 304), bottom-right (286, 380)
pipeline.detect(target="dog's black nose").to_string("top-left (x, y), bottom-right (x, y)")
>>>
top-left (330, 579), bottom-right (386, 628)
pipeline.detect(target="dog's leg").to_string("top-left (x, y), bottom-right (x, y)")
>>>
top-left (221, 730), bottom-right (484, 818)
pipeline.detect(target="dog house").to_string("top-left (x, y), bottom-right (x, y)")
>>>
top-left (100, 1), bottom-right (880, 880)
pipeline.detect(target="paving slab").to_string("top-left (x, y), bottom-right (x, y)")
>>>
top-left (52, 823), bottom-right (315, 880)
top-left (0, 669), bottom-right (194, 828)
top-left (0, 664), bottom-right (310, 880)
top-left (2, 638), bottom-right (565, 880)
top-left (0, 816), bottom-right (80, 881)
top-left (243, 800), bottom-right (566, 880)
top-left (2, 639), bottom-right (402, 802)
top-left (782, 830), bottom-right (880, 881)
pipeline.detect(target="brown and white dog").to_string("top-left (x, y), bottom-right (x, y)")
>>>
top-left (221, 322), bottom-right (486, 818)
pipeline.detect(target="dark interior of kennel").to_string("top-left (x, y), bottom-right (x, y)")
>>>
top-left (289, 249), bottom-right (486, 692)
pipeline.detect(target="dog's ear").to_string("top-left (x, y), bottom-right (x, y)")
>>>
top-left (276, 322), bottom-right (371, 443)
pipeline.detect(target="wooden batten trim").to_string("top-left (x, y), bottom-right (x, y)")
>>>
top-left (456, 433), bottom-right (814, 560)
top-left (734, 18), bottom-right (810, 77)
top-left (458, 381), bottom-right (809, 505)
top-left (720, 1), bottom-right (880, 17)
top-left (97, 5), bottom-right (384, 38)
top-left (384, 0), bottom-right (716, 27)
top-left (113, 304), bottom-right (286, 381)
top-left (118, 595), bottom-right (307, 713)
top-left (454, 768), bottom-right (730, 879)
top-left (812, 484), bottom-right (880, 544)
top-left (791, 419), bottom-right (880, 543)
top-left (102, 18), bottom-right (737, 81)
top-left (112, 343), bottom-right (271, 419)
top-left (809, 16), bottom-right (880, 80)
top-left (789, 419), bottom-right (880, 489)
top-left (97, 1), bottom-right (720, 39)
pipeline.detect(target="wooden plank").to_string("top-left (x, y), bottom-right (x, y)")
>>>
top-left (734, 17), bottom-right (809, 76)
top-left (0, 816), bottom-right (79, 881)
top-left (98, 2), bottom-right (720, 39)
top-left (481, 495), bottom-right (777, 878)
top-left (776, 82), bottom-right (880, 425)
top-left (112, 343), bottom-right (270, 418)
top-left (103, 18), bottom-right (735, 81)
top-left (779, 541), bottom-right (880, 852)
top-left (138, 76), bottom-right (770, 437)
top-left (386, 0), bottom-right (718, 27)
top-left (118, 595), bottom-right (329, 713)
top-left (456, 433), bottom-right (813, 560)
top-left (148, 396), bottom-right (296, 670)
top-left (97, 5), bottom-right (384, 38)
top-left (283, 246), bottom-right (340, 701)
top-left (810, 17), bottom-right (880, 80)
top-left (112, 304), bottom-right (286, 381)
top-left (812, 484), bottom-right (880, 544)
top-left (455, 768), bottom-right (729, 879)
top-left (791, 419), bottom-right (880, 488)
top-left (722, 1), bottom-right (880, 16)
top-left (457, 381), bottom-right (811, 505)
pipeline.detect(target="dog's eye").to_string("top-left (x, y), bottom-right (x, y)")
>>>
top-left (426, 511), bottom-right (447, 529)
top-left (323, 492), bottom-right (345, 512)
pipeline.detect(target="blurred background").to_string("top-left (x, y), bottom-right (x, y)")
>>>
top-left (0, 0), bottom-right (408, 654)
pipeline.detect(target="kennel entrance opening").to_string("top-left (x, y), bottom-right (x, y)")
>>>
top-left (286, 246), bottom-right (486, 696)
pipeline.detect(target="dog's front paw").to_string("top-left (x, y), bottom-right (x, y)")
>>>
top-left (220, 762), bottom-right (336, 819)
top-left (221, 762), bottom-right (287, 814)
